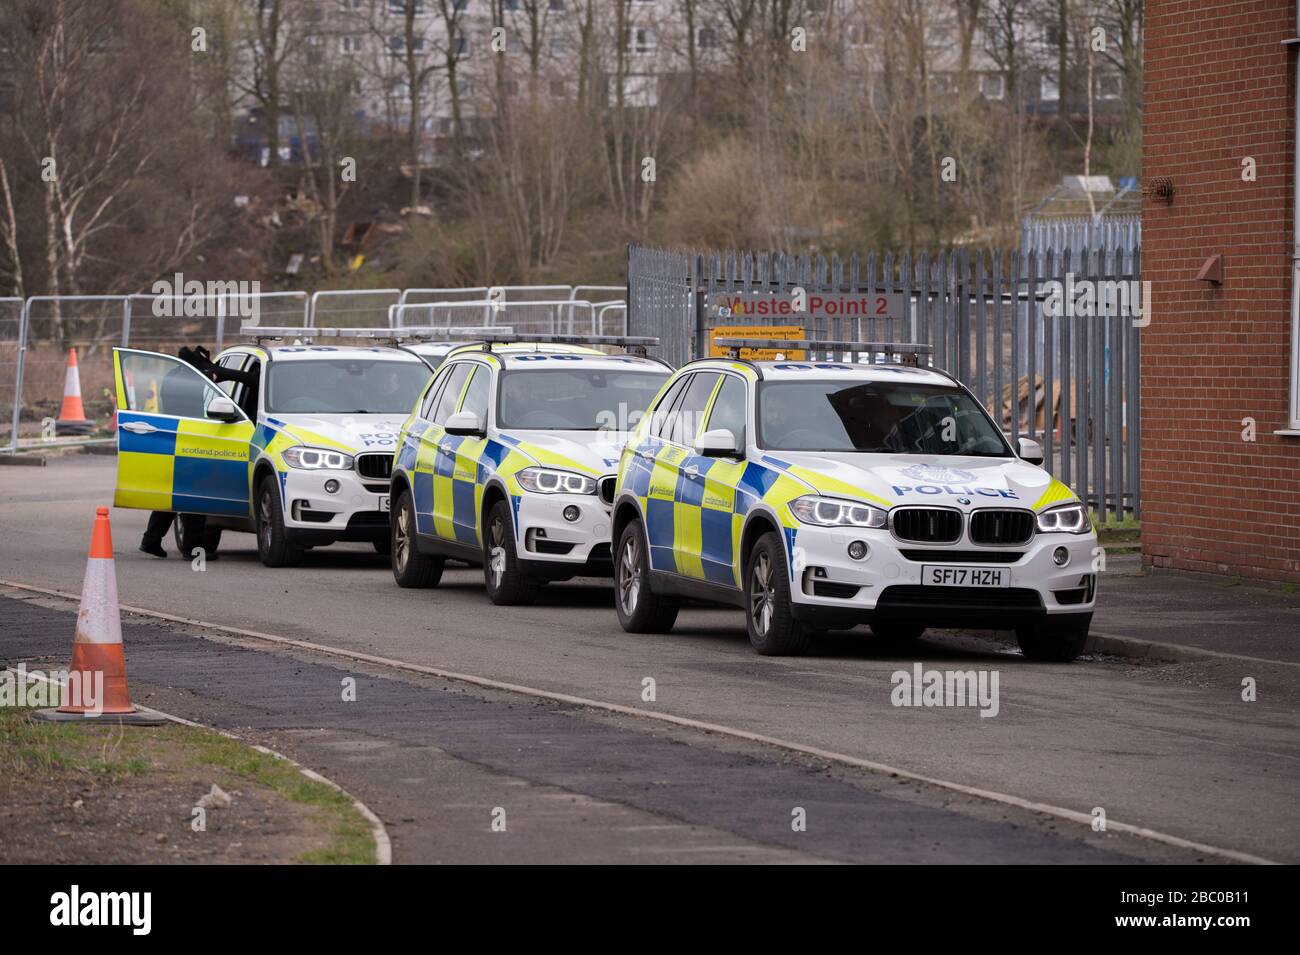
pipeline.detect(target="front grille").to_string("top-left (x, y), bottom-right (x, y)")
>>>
top-left (899, 549), bottom-right (1024, 564)
top-left (356, 453), bottom-right (393, 481)
top-left (969, 509), bottom-right (1034, 545)
top-left (891, 508), bottom-right (962, 544)
top-left (876, 585), bottom-right (1043, 610)
top-left (598, 476), bottom-right (616, 506)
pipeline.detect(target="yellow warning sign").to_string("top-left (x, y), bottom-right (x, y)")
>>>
top-left (708, 325), bottom-right (806, 361)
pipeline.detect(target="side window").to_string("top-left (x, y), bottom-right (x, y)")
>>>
top-left (649, 375), bottom-right (691, 440)
top-left (240, 359), bottom-right (262, 418)
top-left (420, 367), bottom-right (453, 420)
top-left (669, 372), bottom-right (720, 448)
top-left (431, 362), bottom-right (473, 425)
top-left (459, 366), bottom-right (491, 423)
top-left (705, 375), bottom-right (747, 446)
top-left (215, 355), bottom-right (245, 398)
top-left (118, 351), bottom-right (229, 420)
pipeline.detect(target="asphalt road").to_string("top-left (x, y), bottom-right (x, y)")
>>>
top-left (2, 454), bottom-right (1298, 863)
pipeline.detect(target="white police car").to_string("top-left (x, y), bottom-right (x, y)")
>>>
top-left (388, 333), bottom-right (672, 604)
top-left (111, 327), bottom-right (433, 566)
top-left (610, 339), bottom-right (1098, 659)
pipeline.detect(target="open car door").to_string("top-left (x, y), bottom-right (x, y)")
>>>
top-left (113, 348), bottom-right (255, 517)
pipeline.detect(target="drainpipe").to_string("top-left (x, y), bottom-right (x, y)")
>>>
top-left (1290, 4), bottom-right (1300, 431)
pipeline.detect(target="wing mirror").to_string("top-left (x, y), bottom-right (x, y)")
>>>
top-left (695, 428), bottom-right (742, 458)
top-left (206, 396), bottom-right (241, 423)
top-left (1017, 436), bottom-right (1045, 466)
top-left (445, 410), bottom-right (484, 436)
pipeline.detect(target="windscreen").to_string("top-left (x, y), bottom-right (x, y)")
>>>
top-left (266, 359), bottom-right (430, 414)
top-left (757, 379), bottom-right (1010, 456)
top-left (497, 368), bottom-right (668, 431)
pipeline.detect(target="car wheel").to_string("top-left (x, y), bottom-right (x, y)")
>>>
top-left (483, 499), bottom-right (538, 606)
top-left (256, 475), bottom-right (303, 568)
top-left (871, 622), bottom-right (926, 642)
top-left (391, 488), bottom-right (442, 588)
top-left (173, 515), bottom-right (207, 560)
top-left (745, 531), bottom-right (812, 656)
top-left (613, 519), bottom-right (679, 633)
top-left (1015, 615), bottom-right (1091, 662)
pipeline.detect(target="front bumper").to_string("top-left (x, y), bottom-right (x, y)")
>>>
top-left (786, 524), bottom-right (1098, 630)
top-left (514, 491), bottom-right (613, 579)
top-left (281, 467), bottom-right (390, 545)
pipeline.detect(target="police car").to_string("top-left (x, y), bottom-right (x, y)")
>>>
top-left (610, 338), bottom-right (1098, 660)
top-left (388, 332), bottom-right (671, 604)
top-left (111, 327), bottom-right (434, 566)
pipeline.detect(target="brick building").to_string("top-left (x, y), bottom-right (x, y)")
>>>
top-left (1143, 0), bottom-right (1300, 582)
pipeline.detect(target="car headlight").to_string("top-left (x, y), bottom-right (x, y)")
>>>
top-left (516, 467), bottom-right (597, 495)
top-left (282, 446), bottom-right (354, 470)
top-left (1035, 502), bottom-right (1090, 534)
top-left (789, 495), bottom-right (887, 528)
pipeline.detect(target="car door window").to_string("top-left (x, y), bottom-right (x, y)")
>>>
top-left (215, 355), bottom-right (245, 398)
top-left (431, 362), bottom-right (473, 425)
top-left (669, 372), bottom-right (720, 448)
top-left (704, 375), bottom-right (746, 447)
top-left (119, 351), bottom-right (233, 420)
top-left (650, 375), bottom-right (691, 441)
top-left (459, 365), bottom-right (491, 424)
top-left (420, 367), bottom-right (453, 420)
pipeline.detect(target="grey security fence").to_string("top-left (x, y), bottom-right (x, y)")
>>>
top-left (627, 242), bottom-right (1143, 520)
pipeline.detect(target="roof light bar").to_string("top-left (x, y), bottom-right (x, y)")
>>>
top-left (710, 338), bottom-right (934, 367)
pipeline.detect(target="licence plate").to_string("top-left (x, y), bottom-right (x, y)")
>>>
top-left (378, 496), bottom-right (390, 512)
top-left (922, 565), bottom-right (1008, 588)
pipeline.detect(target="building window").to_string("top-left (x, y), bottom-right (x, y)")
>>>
top-left (625, 27), bottom-right (656, 55)
top-left (339, 35), bottom-right (363, 55)
top-left (1043, 23), bottom-right (1061, 46)
top-left (549, 78), bottom-right (566, 97)
top-left (980, 73), bottom-right (1005, 100)
top-left (1096, 74), bottom-right (1122, 99)
top-left (1040, 74), bottom-right (1059, 102)
top-left (549, 0), bottom-right (564, 10)
top-left (388, 35), bottom-right (426, 56)
top-left (454, 34), bottom-right (470, 57)
top-left (697, 26), bottom-right (717, 49)
top-left (848, 23), bottom-right (870, 47)
top-left (387, 1), bottom-right (426, 15)
top-left (549, 35), bottom-right (566, 55)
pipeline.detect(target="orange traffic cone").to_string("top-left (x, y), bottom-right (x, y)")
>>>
top-left (34, 508), bottom-right (161, 725)
top-left (55, 347), bottom-right (93, 435)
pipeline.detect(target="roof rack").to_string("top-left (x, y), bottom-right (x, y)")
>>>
top-left (430, 330), bottom-right (660, 357)
top-left (710, 338), bottom-right (934, 367)
top-left (238, 324), bottom-right (515, 345)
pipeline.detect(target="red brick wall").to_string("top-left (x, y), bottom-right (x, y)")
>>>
top-left (1142, 0), bottom-right (1300, 582)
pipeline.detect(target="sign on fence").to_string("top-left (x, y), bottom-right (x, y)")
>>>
top-left (708, 325), bottom-right (806, 360)
top-left (708, 290), bottom-right (907, 325)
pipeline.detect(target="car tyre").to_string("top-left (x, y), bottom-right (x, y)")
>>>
top-left (256, 474), bottom-right (303, 568)
top-left (1015, 614), bottom-right (1091, 662)
top-left (613, 519), bottom-right (679, 633)
top-left (483, 499), bottom-right (539, 606)
top-left (745, 531), bottom-right (812, 656)
top-left (391, 488), bottom-right (442, 588)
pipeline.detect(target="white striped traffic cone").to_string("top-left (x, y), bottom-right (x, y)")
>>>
top-left (34, 508), bottom-right (161, 725)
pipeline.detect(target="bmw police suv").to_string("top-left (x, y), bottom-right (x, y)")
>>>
top-left (111, 328), bottom-right (433, 566)
top-left (610, 339), bottom-right (1098, 660)
top-left (388, 333), bottom-right (671, 604)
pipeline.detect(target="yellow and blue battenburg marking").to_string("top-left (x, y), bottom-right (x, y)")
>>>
top-left (115, 411), bottom-right (254, 516)
top-left (623, 436), bottom-right (811, 586)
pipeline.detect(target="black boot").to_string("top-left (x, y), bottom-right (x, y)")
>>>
top-left (139, 539), bottom-right (167, 558)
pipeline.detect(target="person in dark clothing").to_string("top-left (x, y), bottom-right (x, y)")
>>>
top-left (139, 346), bottom-right (259, 559)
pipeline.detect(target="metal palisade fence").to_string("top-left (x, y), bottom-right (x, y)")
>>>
top-left (627, 239), bottom-right (1142, 520)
